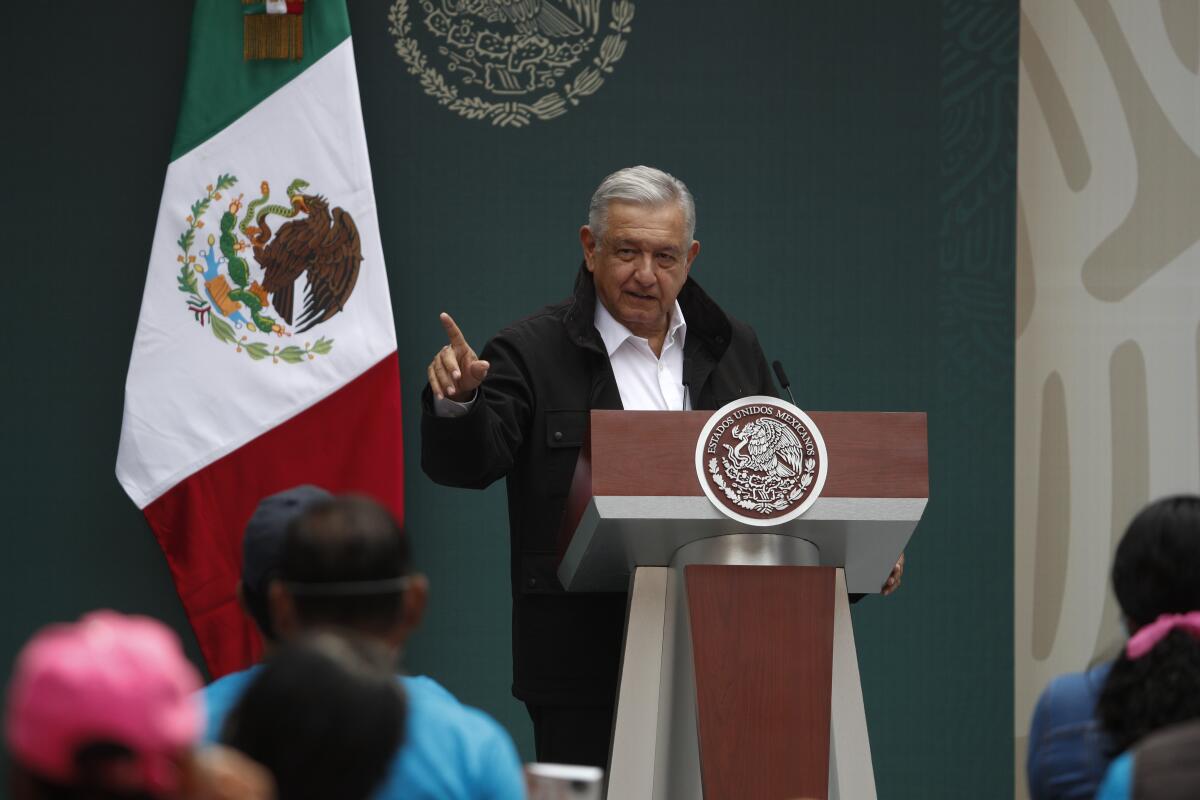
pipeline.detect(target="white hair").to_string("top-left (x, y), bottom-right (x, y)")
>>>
top-left (587, 165), bottom-right (696, 244)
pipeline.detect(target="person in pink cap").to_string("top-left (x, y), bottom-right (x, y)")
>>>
top-left (5, 610), bottom-right (270, 800)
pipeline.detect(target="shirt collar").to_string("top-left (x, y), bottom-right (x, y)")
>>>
top-left (594, 299), bottom-right (687, 357)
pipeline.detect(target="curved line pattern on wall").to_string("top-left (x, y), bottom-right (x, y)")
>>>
top-left (1091, 340), bottom-right (1150, 662)
top-left (1161, 0), bottom-right (1199, 75)
top-left (1017, 2), bottom-right (1200, 794)
top-left (1019, 10), bottom-right (1091, 192)
top-left (1033, 372), bottom-right (1069, 661)
top-left (1076, 0), bottom-right (1200, 302)
top-left (1016, 201), bottom-right (1034, 338)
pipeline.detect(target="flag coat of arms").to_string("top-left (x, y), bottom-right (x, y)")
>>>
top-left (117, 0), bottom-right (403, 677)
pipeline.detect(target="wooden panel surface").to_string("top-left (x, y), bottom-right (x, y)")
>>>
top-left (687, 565), bottom-right (835, 800)
top-left (589, 409), bottom-right (927, 498)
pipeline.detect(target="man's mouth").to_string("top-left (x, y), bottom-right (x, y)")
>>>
top-left (625, 291), bottom-right (655, 302)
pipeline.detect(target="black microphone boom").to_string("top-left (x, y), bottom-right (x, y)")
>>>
top-left (772, 360), bottom-right (797, 406)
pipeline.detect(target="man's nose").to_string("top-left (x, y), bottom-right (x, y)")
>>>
top-left (632, 253), bottom-right (655, 283)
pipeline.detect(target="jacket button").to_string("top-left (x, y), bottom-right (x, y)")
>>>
top-left (528, 577), bottom-right (538, 588)
top-left (553, 431), bottom-right (563, 441)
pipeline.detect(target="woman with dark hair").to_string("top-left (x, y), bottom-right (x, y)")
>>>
top-left (1028, 495), bottom-right (1200, 800)
top-left (1091, 495), bottom-right (1200, 798)
top-left (1096, 495), bottom-right (1200, 751)
top-left (219, 632), bottom-right (406, 800)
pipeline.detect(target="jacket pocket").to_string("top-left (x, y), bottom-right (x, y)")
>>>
top-left (544, 410), bottom-right (589, 501)
top-left (545, 409), bottom-right (588, 449)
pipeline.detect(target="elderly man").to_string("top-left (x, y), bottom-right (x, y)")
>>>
top-left (422, 166), bottom-right (903, 767)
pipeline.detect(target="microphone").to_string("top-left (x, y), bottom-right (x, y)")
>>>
top-left (772, 360), bottom-right (797, 406)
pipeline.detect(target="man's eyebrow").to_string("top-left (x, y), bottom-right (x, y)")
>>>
top-left (609, 238), bottom-right (680, 254)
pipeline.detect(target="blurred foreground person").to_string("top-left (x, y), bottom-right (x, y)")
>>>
top-left (1095, 495), bottom-right (1200, 752)
top-left (5, 611), bottom-right (271, 800)
top-left (203, 488), bottom-right (524, 800)
top-left (1096, 718), bottom-right (1200, 800)
top-left (1026, 662), bottom-right (1112, 799)
top-left (220, 633), bottom-right (405, 800)
top-left (1028, 495), bottom-right (1200, 799)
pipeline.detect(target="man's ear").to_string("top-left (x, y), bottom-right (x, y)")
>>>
top-left (685, 239), bottom-right (700, 273)
top-left (267, 581), bottom-right (300, 641)
top-left (580, 226), bottom-right (598, 272)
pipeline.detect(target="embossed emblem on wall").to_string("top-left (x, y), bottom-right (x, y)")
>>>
top-left (388, 0), bottom-right (635, 127)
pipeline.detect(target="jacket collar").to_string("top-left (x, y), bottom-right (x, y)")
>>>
top-left (563, 262), bottom-right (732, 360)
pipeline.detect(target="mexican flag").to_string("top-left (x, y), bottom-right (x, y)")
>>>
top-left (116, 0), bottom-right (403, 677)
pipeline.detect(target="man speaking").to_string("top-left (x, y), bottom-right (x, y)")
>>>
top-left (421, 166), bottom-right (902, 767)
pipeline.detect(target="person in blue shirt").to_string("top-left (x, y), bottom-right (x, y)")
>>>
top-left (201, 486), bottom-right (526, 800)
top-left (1096, 717), bottom-right (1200, 800)
top-left (221, 632), bottom-right (407, 800)
top-left (1026, 661), bottom-right (1114, 800)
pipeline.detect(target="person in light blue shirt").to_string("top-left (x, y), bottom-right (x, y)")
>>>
top-left (1094, 751), bottom-right (1132, 800)
top-left (1096, 717), bottom-right (1200, 800)
top-left (201, 487), bottom-right (525, 800)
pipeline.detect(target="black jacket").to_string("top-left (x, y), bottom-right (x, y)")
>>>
top-left (421, 265), bottom-right (776, 704)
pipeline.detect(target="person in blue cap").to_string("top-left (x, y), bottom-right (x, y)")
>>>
top-left (202, 486), bottom-right (525, 800)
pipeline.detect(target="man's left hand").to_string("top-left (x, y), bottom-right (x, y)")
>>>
top-left (881, 553), bottom-right (905, 596)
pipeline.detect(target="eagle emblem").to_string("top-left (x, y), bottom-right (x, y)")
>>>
top-left (174, 174), bottom-right (362, 363)
top-left (725, 418), bottom-right (807, 479)
top-left (388, 0), bottom-right (635, 127)
top-left (695, 398), bottom-right (829, 524)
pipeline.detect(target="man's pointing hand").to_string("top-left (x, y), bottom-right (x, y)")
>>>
top-left (428, 312), bottom-right (490, 402)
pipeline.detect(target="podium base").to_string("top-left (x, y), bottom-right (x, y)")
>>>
top-left (606, 534), bottom-right (875, 800)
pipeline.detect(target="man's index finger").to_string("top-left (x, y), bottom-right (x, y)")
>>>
top-left (439, 312), bottom-right (468, 348)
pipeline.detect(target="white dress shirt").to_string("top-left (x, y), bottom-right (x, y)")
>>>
top-left (433, 300), bottom-right (689, 417)
top-left (593, 300), bottom-right (689, 411)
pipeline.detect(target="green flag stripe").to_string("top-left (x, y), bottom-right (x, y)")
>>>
top-left (171, 0), bottom-right (351, 162)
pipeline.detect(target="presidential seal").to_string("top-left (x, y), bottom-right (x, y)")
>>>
top-left (695, 397), bottom-right (830, 526)
top-left (174, 174), bottom-right (362, 363)
top-left (388, 0), bottom-right (635, 127)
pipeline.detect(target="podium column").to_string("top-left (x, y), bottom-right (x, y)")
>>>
top-left (609, 533), bottom-right (833, 800)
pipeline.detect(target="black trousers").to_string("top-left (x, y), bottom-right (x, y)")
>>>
top-left (527, 702), bottom-right (615, 768)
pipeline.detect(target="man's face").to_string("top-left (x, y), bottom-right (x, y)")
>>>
top-left (581, 200), bottom-right (700, 338)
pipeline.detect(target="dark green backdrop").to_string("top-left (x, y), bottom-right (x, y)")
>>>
top-left (1, 1), bottom-right (1016, 797)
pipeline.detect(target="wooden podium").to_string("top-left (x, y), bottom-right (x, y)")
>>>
top-left (557, 410), bottom-right (927, 800)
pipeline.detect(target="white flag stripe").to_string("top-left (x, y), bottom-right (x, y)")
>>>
top-left (117, 40), bottom-right (396, 509)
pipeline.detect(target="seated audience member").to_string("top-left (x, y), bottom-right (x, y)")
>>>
top-left (5, 611), bottom-right (271, 800)
top-left (1026, 662), bottom-right (1113, 800)
top-left (1096, 717), bottom-right (1200, 800)
top-left (220, 633), bottom-right (405, 800)
top-left (1096, 496), bottom-right (1200, 750)
top-left (203, 487), bottom-right (525, 800)
top-left (1028, 495), bottom-right (1200, 800)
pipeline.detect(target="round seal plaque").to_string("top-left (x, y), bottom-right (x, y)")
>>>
top-left (694, 396), bottom-right (829, 526)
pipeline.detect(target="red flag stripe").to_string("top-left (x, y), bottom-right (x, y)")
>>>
top-left (143, 354), bottom-right (403, 677)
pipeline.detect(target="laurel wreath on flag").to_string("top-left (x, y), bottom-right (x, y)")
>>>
top-left (175, 174), bottom-right (334, 365)
top-left (387, 0), bottom-right (635, 127)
